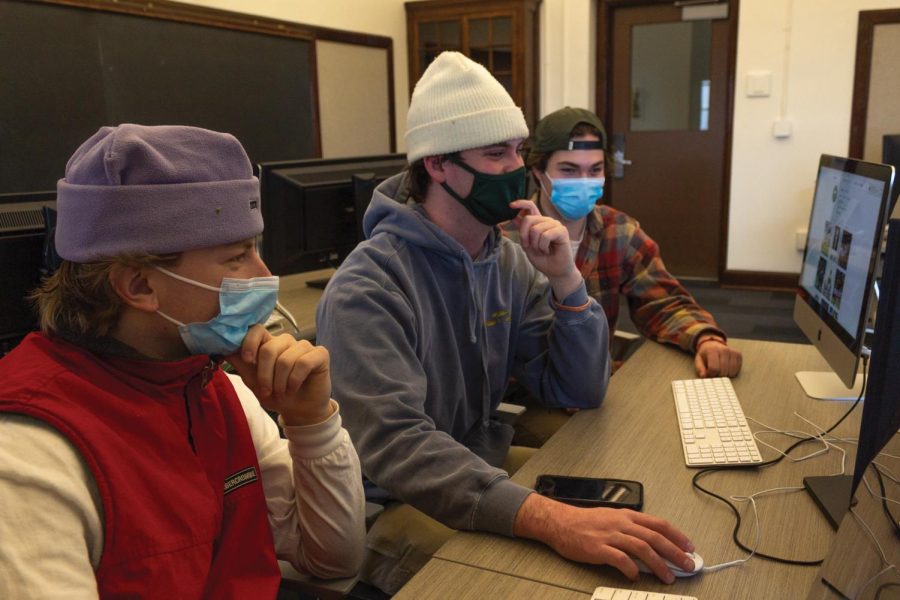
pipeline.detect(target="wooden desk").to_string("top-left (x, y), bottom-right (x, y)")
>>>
top-left (430, 339), bottom-right (875, 599)
top-left (271, 268), bottom-right (333, 340)
top-left (806, 437), bottom-right (900, 599)
top-left (395, 559), bottom-right (590, 600)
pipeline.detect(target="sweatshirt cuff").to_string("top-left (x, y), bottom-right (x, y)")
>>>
top-left (281, 399), bottom-right (345, 459)
top-left (472, 477), bottom-right (535, 536)
top-left (554, 283), bottom-right (590, 308)
top-left (549, 283), bottom-right (596, 322)
top-left (686, 326), bottom-right (727, 352)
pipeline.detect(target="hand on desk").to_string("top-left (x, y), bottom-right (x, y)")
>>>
top-left (694, 335), bottom-right (742, 378)
top-left (228, 325), bottom-right (335, 427)
top-left (513, 493), bottom-right (695, 585)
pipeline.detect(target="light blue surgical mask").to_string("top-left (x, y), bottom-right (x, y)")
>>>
top-left (541, 175), bottom-right (605, 221)
top-left (155, 266), bottom-right (279, 357)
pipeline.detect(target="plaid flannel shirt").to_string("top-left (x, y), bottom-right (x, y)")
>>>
top-left (504, 203), bottom-right (724, 352)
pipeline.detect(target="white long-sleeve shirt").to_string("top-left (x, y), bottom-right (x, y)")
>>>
top-left (0, 373), bottom-right (365, 598)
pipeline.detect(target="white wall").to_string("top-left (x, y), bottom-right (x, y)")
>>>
top-left (728, 0), bottom-right (900, 273)
top-left (540, 0), bottom-right (596, 116)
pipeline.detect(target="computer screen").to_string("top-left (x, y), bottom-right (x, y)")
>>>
top-left (0, 191), bottom-right (56, 353)
top-left (793, 155), bottom-right (894, 398)
top-left (257, 154), bottom-right (406, 278)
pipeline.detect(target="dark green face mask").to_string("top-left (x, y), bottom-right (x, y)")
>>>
top-left (440, 157), bottom-right (526, 225)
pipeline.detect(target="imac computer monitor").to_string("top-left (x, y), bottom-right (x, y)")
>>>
top-left (793, 155), bottom-right (894, 400)
top-left (257, 154), bottom-right (406, 282)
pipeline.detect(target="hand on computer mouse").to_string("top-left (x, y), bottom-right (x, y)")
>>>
top-left (512, 498), bottom-right (696, 585)
top-left (635, 551), bottom-right (704, 578)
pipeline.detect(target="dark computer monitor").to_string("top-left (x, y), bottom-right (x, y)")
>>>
top-left (883, 134), bottom-right (900, 211)
top-left (805, 194), bottom-right (900, 532)
top-left (257, 154), bottom-right (406, 282)
top-left (0, 191), bottom-right (56, 353)
top-left (852, 199), bottom-right (900, 495)
top-left (793, 155), bottom-right (894, 400)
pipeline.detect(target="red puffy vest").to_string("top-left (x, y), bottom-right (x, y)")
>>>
top-left (0, 333), bottom-right (280, 598)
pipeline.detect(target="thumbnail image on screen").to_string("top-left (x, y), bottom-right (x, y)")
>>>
top-left (799, 166), bottom-right (885, 339)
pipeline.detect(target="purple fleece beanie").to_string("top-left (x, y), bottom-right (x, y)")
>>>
top-left (55, 124), bottom-right (263, 262)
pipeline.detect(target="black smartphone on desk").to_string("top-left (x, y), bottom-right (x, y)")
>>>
top-left (535, 475), bottom-right (643, 510)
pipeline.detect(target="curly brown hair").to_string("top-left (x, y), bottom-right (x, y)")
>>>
top-left (30, 253), bottom-right (180, 338)
top-left (405, 152), bottom-right (460, 203)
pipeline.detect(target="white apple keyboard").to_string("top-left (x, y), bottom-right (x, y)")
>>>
top-left (591, 587), bottom-right (698, 600)
top-left (672, 377), bottom-right (763, 467)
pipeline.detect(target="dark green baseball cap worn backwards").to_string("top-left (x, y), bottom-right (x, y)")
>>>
top-left (531, 107), bottom-right (608, 153)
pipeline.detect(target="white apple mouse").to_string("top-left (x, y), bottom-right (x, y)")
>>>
top-left (634, 551), bottom-right (704, 578)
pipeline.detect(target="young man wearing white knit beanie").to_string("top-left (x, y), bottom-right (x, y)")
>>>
top-left (316, 52), bottom-right (695, 594)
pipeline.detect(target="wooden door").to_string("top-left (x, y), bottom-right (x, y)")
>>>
top-left (601, 1), bottom-right (736, 279)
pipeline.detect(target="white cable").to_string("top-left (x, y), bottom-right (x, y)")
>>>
top-left (752, 429), bottom-right (830, 462)
top-left (700, 408), bottom-right (873, 575)
top-left (791, 413), bottom-right (849, 475)
top-left (749, 411), bottom-right (850, 475)
top-left (701, 485), bottom-right (807, 572)
top-left (848, 507), bottom-right (900, 599)
top-left (862, 473), bottom-right (900, 507)
top-left (872, 461), bottom-right (900, 485)
top-left (854, 565), bottom-right (900, 600)
top-left (746, 415), bottom-right (846, 473)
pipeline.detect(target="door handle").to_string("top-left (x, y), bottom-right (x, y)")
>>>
top-left (611, 133), bottom-right (632, 179)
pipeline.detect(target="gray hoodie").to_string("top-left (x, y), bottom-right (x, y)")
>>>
top-left (315, 172), bottom-right (610, 536)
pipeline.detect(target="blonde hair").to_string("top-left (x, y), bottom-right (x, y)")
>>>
top-left (31, 253), bottom-right (180, 338)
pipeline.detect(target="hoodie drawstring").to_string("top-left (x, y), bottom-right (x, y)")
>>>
top-left (464, 260), bottom-right (495, 425)
top-left (464, 263), bottom-right (479, 345)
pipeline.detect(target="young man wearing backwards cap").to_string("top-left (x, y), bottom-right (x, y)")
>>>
top-left (0, 124), bottom-right (365, 598)
top-left (507, 107), bottom-right (743, 446)
top-left (315, 52), bottom-right (695, 594)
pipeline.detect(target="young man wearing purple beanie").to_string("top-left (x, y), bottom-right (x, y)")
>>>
top-left (0, 124), bottom-right (365, 598)
top-left (315, 52), bottom-right (695, 594)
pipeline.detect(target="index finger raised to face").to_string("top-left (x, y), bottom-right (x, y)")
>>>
top-left (509, 199), bottom-right (539, 216)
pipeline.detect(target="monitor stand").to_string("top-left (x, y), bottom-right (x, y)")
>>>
top-left (795, 371), bottom-right (865, 401)
top-left (803, 474), bottom-right (854, 530)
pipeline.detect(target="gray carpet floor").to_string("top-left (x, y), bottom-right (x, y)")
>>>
top-left (617, 281), bottom-right (810, 345)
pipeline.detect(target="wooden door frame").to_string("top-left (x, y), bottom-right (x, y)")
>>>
top-left (596, 0), bottom-right (749, 285)
top-left (849, 8), bottom-right (900, 160)
top-left (405, 0), bottom-right (541, 128)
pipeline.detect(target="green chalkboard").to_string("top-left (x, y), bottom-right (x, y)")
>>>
top-left (0, 0), bottom-right (318, 193)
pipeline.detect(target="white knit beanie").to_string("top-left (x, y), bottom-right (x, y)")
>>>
top-left (405, 52), bottom-right (529, 163)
